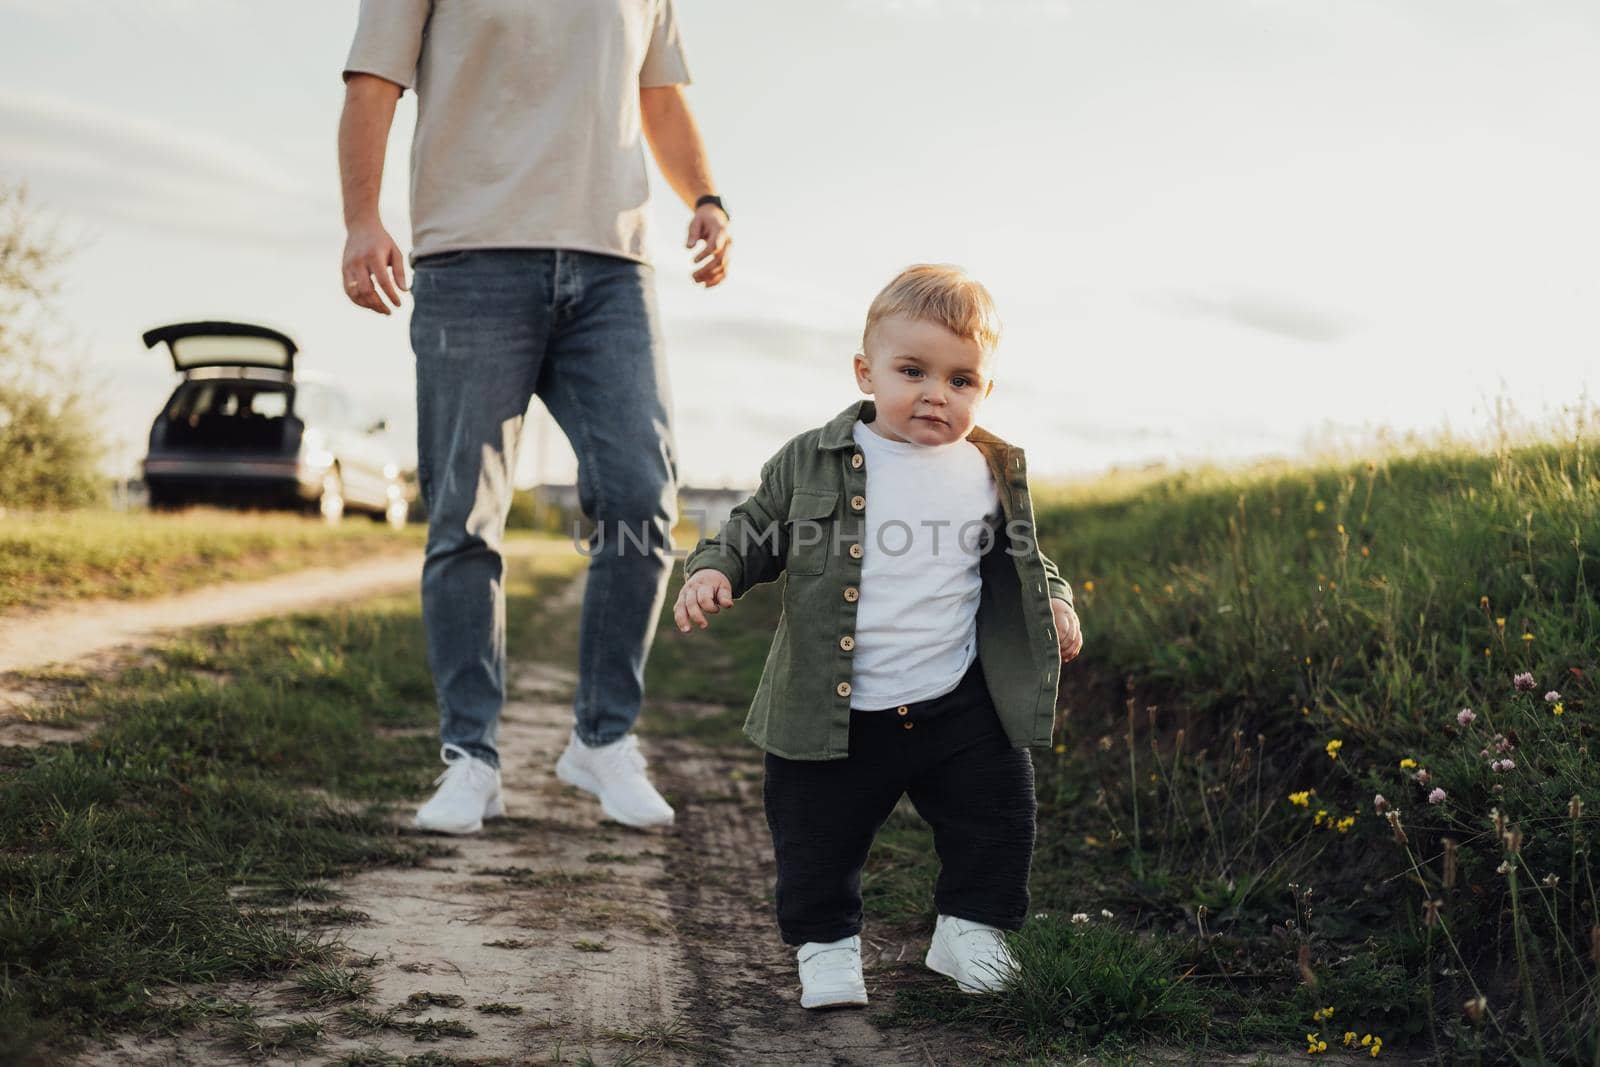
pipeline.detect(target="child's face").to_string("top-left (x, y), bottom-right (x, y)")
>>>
top-left (853, 315), bottom-right (996, 446)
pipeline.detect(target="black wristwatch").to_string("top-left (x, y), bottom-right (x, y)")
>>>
top-left (695, 194), bottom-right (729, 219)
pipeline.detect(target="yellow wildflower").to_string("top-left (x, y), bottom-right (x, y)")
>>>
top-left (1337, 523), bottom-right (1345, 535)
top-left (1343, 1032), bottom-right (1357, 1047)
top-left (1479, 595), bottom-right (1490, 609)
top-left (1361, 1034), bottom-right (1373, 1047)
top-left (1301, 706), bottom-right (1311, 716)
top-left (1325, 738), bottom-right (1343, 760)
top-left (1495, 617), bottom-right (1506, 629)
top-left (1289, 790), bottom-right (1312, 807)
top-left (1132, 583), bottom-right (1142, 594)
top-left (1553, 702), bottom-right (1565, 717)
top-left (1315, 500), bottom-right (1326, 513)
top-left (1335, 815), bottom-right (1356, 834)
top-left (1053, 743), bottom-right (1066, 753)
top-left (1399, 758), bottom-right (1418, 769)
top-left (1314, 809), bottom-right (1328, 827)
top-left (1522, 633), bottom-right (1534, 642)
top-left (1484, 647), bottom-right (1492, 657)
top-left (1083, 580), bottom-right (1095, 593)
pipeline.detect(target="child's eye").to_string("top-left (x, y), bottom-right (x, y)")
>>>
top-left (952, 377), bottom-right (969, 389)
top-left (902, 367), bottom-right (922, 378)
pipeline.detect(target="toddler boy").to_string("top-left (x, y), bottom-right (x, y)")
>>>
top-left (674, 264), bottom-right (1082, 1008)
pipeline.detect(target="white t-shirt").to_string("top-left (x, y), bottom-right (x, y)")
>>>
top-left (343, 0), bottom-right (692, 267)
top-left (847, 420), bottom-right (1002, 709)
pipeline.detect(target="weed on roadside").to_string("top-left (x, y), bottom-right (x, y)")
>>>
top-left (286, 962), bottom-right (376, 1007)
top-left (220, 1017), bottom-right (327, 1059)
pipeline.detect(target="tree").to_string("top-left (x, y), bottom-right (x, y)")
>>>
top-left (0, 180), bottom-right (103, 509)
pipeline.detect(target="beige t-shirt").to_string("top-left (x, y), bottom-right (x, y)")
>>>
top-left (343, 0), bottom-right (691, 266)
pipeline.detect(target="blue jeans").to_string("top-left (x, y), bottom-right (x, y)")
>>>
top-left (409, 249), bottom-right (679, 768)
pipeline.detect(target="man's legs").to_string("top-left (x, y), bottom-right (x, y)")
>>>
top-left (536, 251), bottom-right (679, 747)
top-left (410, 250), bottom-right (555, 769)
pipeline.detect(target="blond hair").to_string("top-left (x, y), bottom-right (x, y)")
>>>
top-left (862, 263), bottom-right (1001, 357)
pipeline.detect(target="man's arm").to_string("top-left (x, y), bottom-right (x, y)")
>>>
top-left (338, 73), bottom-right (409, 315)
top-left (640, 84), bottom-right (731, 288)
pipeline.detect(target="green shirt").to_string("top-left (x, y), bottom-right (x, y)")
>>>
top-left (682, 399), bottom-right (1073, 760)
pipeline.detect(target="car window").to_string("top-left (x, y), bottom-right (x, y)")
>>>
top-left (168, 383), bottom-right (288, 421)
top-left (249, 391), bottom-right (287, 417)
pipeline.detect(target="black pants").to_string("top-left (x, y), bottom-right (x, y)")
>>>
top-left (762, 658), bottom-right (1037, 946)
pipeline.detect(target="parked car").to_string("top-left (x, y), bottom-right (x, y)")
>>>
top-left (140, 320), bottom-right (411, 528)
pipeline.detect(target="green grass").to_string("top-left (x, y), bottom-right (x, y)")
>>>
top-left (0, 546), bottom-right (587, 1056)
top-left (894, 918), bottom-right (1206, 1060)
top-left (1025, 433), bottom-right (1600, 1060)
top-left (0, 507), bottom-right (427, 612)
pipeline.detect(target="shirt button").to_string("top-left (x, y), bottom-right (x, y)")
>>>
top-left (839, 635), bottom-right (855, 651)
top-left (848, 543), bottom-right (863, 560)
top-left (902, 721), bottom-right (914, 731)
top-left (850, 494), bottom-right (865, 511)
top-left (851, 453), bottom-right (864, 469)
top-left (836, 681), bottom-right (852, 697)
top-left (843, 586), bottom-right (859, 602)
top-left (896, 705), bottom-right (909, 717)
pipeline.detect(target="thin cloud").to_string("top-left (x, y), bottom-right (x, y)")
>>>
top-left (845, 0), bottom-right (1072, 19)
top-left (665, 314), bottom-right (861, 365)
top-left (0, 89), bottom-right (356, 247)
top-left (1155, 289), bottom-right (1359, 344)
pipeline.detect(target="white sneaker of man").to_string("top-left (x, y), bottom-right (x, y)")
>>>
top-left (554, 730), bottom-right (674, 829)
top-left (796, 934), bottom-right (869, 1009)
top-left (924, 914), bottom-right (1019, 994)
top-left (414, 743), bottom-right (505, 835)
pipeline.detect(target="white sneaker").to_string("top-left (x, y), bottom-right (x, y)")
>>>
top-left (924, 914), bottom-right (1018, 994)
top-left (554, 731), bottom-right (674, 828)
top-left (797, 935), bottom-right (868, 1009)
top-left (414, 743), bottom-right (505, 834)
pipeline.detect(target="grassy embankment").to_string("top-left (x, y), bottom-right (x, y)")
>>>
top-left (0, 539), bottom-right (586, 1063)
top-left (0, 509), bottom-right (425, 613)
top-left (647, 433), bottom-right (1600, 1064)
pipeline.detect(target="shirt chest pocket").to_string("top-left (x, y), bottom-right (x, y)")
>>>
top-left (784, 489), bottom-right (838, 576)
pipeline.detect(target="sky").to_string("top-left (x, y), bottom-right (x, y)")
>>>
top-left (2, 0), bottom-right (1596, 490)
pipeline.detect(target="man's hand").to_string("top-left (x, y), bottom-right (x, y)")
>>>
top-left (687, 203), bottom-right (730, 288)
top-left (1052, 598), bottom-right (1083, 662)
top-left (675, 568), bottom-right (734, 631)
top-left (342, 222), bottom-right (409, 315)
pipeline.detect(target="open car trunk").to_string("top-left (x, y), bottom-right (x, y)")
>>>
top-left (155, 378), bottom-right (300, 455)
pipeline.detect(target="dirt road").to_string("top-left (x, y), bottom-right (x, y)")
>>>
top-left (28, 565), bottom-right (971, 1065)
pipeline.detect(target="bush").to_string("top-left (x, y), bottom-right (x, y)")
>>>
top-left (0, 382), bottom-right (102, 508)
top-left (0, 180), bottom-right (105, 509)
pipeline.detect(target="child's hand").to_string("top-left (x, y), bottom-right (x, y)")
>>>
top-left (675, 569), bottom-right (735, 632)
top-left (1052, 598), bottom-right (1083, 662)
